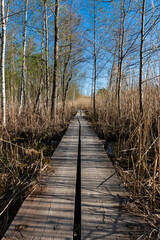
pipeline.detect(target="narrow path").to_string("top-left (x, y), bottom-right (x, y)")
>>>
top-left (3, 115), bottom-right (79, 239)
top-left (80, 114), bottom-right (145, 239)
top-left (3, 111), bottom-right (146, 240)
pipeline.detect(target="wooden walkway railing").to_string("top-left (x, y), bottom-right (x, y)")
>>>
top-left (3, 111), bottom-right (146, 240)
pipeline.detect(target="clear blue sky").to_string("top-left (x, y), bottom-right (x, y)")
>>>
top-left (6, 0), bottom-right (160, 96)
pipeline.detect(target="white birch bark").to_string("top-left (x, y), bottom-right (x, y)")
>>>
top-left (1, 0), bottom-right (10, 126)
top-left (19, 0), bottom-right (29, 115)
top-left (44, 0), bottom-right (49, 109)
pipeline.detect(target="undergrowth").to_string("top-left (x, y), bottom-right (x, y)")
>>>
top-left (0, 104), bottom-right (76, 238)
top-left (81, 89), bottom-right (160, 238)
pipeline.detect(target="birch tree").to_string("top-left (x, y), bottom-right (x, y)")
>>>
top-left (44, 0), bottom-right (49, 109)
top-left (51, 0), bottom-right (59, 120)
top-left (1, 0), bottom-right (10, 126)
top-left (19, 0), bottom-right (29, 115)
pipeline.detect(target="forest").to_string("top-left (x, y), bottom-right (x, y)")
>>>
top-left (0, 0), bottom-right (160, 238)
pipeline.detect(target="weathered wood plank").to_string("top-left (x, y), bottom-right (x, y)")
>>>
top-left (3, 116), bottom-right (79, 240)
top-left (3, 111), bottom-right (147, 240)
top-left (80, 116), bottom-right (146, 239)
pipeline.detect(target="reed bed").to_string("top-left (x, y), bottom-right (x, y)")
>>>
top-left (0, 103), bottom-right (76, 238)
top-left (81, 88), bottom-right (160, 237)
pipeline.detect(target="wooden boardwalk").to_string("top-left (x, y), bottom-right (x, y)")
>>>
top-left (3, 111), bottom-right (146, 240)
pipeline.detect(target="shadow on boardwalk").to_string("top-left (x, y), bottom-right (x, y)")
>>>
top-left (3, 112), bottom-right (149, 240)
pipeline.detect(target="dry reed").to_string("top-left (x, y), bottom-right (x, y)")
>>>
top-left (81, 88), bottom-right (160, 235)
top-left (0, 102), bottom-right (76, 237)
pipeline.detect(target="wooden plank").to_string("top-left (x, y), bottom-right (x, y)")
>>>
top-left (3, 116), bottom-right (79, 240)
top-left (80, 116), bottom-right (146, 239)
top-left (3, 111), bottom-right (147, 240)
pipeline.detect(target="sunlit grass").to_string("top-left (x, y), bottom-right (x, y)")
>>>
top-left (83, 87), bottom-right (160, 218)
top-left (0, 102), bottom-right (75, 235)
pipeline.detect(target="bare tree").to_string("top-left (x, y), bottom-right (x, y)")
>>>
top-left (139, 0), bottom-right (146, 114)
top-left (51, 0), bottom-right (59, 120)
top-left (116, 0), bottom-right (126, 117)
top-left (93, 0), bottom-right (97, 119)
top-left (109, 40), bottom-right (118, 90)
top-left (44, 0), bottom-right (49, 109)
top-left (61, 1), bottom-right (73, 117)
top-left (1, 0), bottom-right (10, 126)
top-left (18, 0), bottom-right (29, 115)
top-left (33, 1), bottom-right (45, 112)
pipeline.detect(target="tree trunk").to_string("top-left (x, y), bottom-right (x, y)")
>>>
top-left (51, 0), bottom-right (59, 120)
top-left (1, 0), bottom-right (9, 126)
top-left (62, 75), bottom-right (72, 120)
top-left (72, 89), bottom-right (75, 107)
top-left (93, 0), bottom-right (97, 120)
top-left (109, 41), bottom-right (117, 90)
top-left (117, 0), bottom-right (125, 117)
top-left (91, 73), bottom-right (93, 106)
top-left (34, 1), bottom-right (45, 112)
top-left (61, 2), bottom-right (73, 119)
top-left (19, 0), bottom-right (29, 115)
top-left (139, 0), bottom-right (146, 114)
top-left (44, 0), bottom-right (49, 109)
top-left (117, 58), bottom-right (122, 117)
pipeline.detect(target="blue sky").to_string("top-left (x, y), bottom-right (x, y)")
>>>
top-left (5, 0), bottom-right (160, 96)
top-left (75, 0), bottom-right (113, 95)
top-left (78, 0), bottom-right (160, 95)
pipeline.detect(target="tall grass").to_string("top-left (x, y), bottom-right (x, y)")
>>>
top-left (75, 95), bottom-right (91, 109)
top-left (81, 88), bottom-right (160, 224)
top-left (0, 102), bottom-right (76, 237)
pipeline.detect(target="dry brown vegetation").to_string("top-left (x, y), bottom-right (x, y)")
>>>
top-left (79, 89), bottom-right (160, 237)
top-left (0, 104), bottom-right (76, 238)
top-left (75, 96), bottom-right (91, 109)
